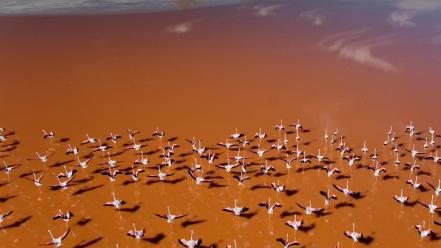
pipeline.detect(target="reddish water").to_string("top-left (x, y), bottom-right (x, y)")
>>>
top-left (1, 1), bottom-right (441, 247)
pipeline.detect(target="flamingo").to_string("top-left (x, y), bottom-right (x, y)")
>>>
top-left (53, 209), bottom-right (74, 222)
top-left (43, 229), bottom-right (70, 247)
top-left (42, 130), bottom-right (55, 139)
top-left (344, 222), bottom-right (362, 242)
top-left (127, 223), bottom-right (145, 240)
top-left (333, 180), bottom-right (361, 198)
top-left (259, 197), bottom-right (282, 215)
top-left (178, 230), bottom-right (202, 248)
top-left (393, 189), bottom-right (408, 204)
top-left (415, 221), bottom-right (433, 238)
top-left (155, 206), bottom-right (186, 224)
top-left (296, 201), bottom-right (324, 215)
top-left (276, 233), bottom-right (300, 247)
top-left (80, 134), bottom-right (97, 145)
top-left (223, 200), bottom-right (249, 216)
top-left (104, 192), bottom-right (126, 209)
top-left (286, 214), bottom-right (303, 231)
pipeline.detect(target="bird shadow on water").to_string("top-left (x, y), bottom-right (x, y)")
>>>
top-left (72, 184), bottom-right (103, 196)
top-left (120, 204), bottom-right (141, 213)
top-left (164, 177), bottom-right (186, 185)
top-left (0, 146), bottom-right (17, 152)
top-left (302, 140), bottom-right (314, 146)
top-left (206, 174), bottom-right (223, 180)
top-left (430, 232), bottom-right (441, 241)
top-left (142, 233), bottom-right (166, 244)
top-left (0, 139), bottom-right (18, 147)
top-left (58, 138), bottom-right (70, 143)
top-left (76, 217), bottom-right (92, 226)
top-left (250, 184), bottom-right (271, 191)
top-left (0, 195), bottom-right (16, 203)
top-left (285, 189), bottom-right (298, 196)
top-left (145, 149), bottom-right (160, 156)
top-left (167, 136), bottom-right (179, 142)
top-left (123, 180), bottom-right (136, 186)
top-left (296, 165), bottom-right (321, 173)
top-left (334, 201), bottom-right (355, 209)
top-left (350, 193), bottom-right (367, 200)
top-left (335, 174), bottom-right (352, 180)
top-left (92, 167), bottom-right (108, 174)
top-left (50, 160), bottom-right (74, 168)
top-left (1, 216), bottom-right (32, 229)
top-left (179, 152), bottom-right (193, 158)
top-left (299, 223), bottom-right (316, 232)
top-left (382, 174), bottom-right (399, 180)
top-left (267, 156), bottom-right (284, 161)
top-left (174, 165), bottom-right (189, 171)
top-left (416, 170), bottom-right (431, 176)
top-left (208, 182), bottom-right (227, 188)
top-left (359, 234), bottom-right (375, 245)
top-left (175, 159), bottom-right (186, 164)
top-left (73, 176), bottom-right (94, 185)
top-left (181, 217), bottom-right (206, 228)
top-left (274, 172), bottom-right (287, 177)
top-left (280, 210), bottom-right (302, 218)
top-left (200, 243), bottom-right (219, 248)
top-left (73, 237), bottom-right (103, 248)
top-left (403, 200), bottom-right (418, 207)
top-left (107, 151), bottom-right (125, 157)
top-left (19, 170), bottom-right (42, 178)
top-left (240, 211), bottom-right (258, 219)
top-left (146, 180), bottom-right (161, 186)
top-left (139, 137), bottom-right (155, 143)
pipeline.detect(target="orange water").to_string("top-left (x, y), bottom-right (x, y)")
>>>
top-left (1, 1), bottom-right (441, 247)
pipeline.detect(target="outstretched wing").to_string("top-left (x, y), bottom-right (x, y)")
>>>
top-left (311, 207), bottom-right (325, 213)
top-left (333, 184), bottom-right (343, 193)
top-left (2, 210), bottom-right (13, 218)
top-left (178, 239), bottom-right (189, 246)
top-left (296, 203), bottom-right (306, 210)
top-left (174, 214), bottom-right (186, 219)
top-left (60, 228), bottom-right (70, 240)
top-left (344, 231), bottom-right (353, 239)
top-left (288, 241), bottom-right (300, 246)
top-left (276, 238), bottom-right (287, 246)
top-left (259, 202), bottom-right (269, 209)
top-left (417, 200), bottom-right (429, 208)
top-left (127, 230), bottom-right (136, 237)
top-left (187, 170), bottom-right (196, 180)
top-left (427, 181), bottom-right (436, 191)
top-left (154, 213), bottom-right (168, 219)
top-left (222, 207), bottom-right (234, 213)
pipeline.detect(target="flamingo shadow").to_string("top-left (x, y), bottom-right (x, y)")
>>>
top-left (181, 218), bottom-right (206, 228)
top-left (120, 204), bottom-right (141, 213)
top-left (73, 237), bottom-right (103, 248)
top-left (299, 223), bottom-right (316, 232)
top-left (142, 233), bottom-right (166, 244)
top-left (280, 210), bottom-right (302, 218)
top-left (76, 217), bottom-right (92, 226)
top-left (2, 216), bottom-right (32, 229)
top-left (73, 185), bottom-right (103, 196)
top-left (0, 195), bottom-right (16, 203)
top-left (335, 202), bottom-right (355, 209)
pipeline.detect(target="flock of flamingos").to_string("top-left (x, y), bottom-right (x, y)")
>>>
top-left (0, 119), bottom-right (441, 247)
